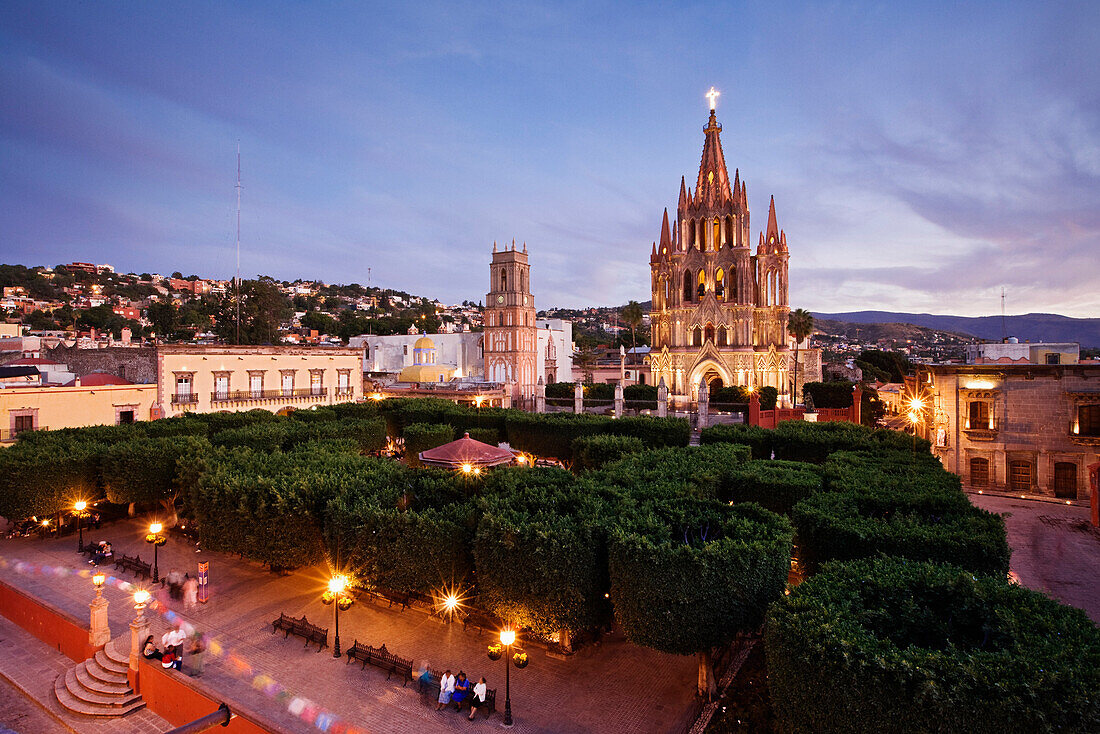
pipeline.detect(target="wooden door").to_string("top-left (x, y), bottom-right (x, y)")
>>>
top-left (1054, 462), bottom-right (1077, 499)
top-left (1009, 460), bottom-right (1032, 492)
top-left (970, 457), bottom-right (989, 487)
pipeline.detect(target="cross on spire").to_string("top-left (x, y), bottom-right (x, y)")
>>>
top-left (706, 86), bottom-right (720, 111)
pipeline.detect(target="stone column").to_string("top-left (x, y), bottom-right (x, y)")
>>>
top-left (697, 379), bottom-right (709, 431)
top-left (574, 382), bottom-right (584, 414)
top-left (613, 383), bottom-right (624, 419)
top-left (535, 378), bottom-right (546, 413)
top-left (129, 603), bottom-right (150, 693)
top-left (657, 377), bottom-right (668, 418)
top-left (89, 590), bottom-right (110, 650)
top-left (749, 391), bottom-right (760, 427)
top-left (851, 386), bottom-right (863, 425)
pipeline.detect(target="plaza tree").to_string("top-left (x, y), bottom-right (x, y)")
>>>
top-left (214, 276), bottom-right (291, 344)
top-left (620, 300), bottom-right (644, 351)
top-left (787, 307), bottom-right (813, 403)
top-left (101, 435), bottom-right (211, 523)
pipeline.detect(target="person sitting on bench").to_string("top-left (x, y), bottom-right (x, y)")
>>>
top-left (469, 677), bottom-right (488, 720)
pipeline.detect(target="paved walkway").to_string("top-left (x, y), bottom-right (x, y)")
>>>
top-left (1, 518), bottom-right (698, 734)
top-left (969, 492), bottom-right (1100, 623)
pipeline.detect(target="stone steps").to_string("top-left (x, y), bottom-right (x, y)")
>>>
top-left (53, 673), bottom-right (146, 718)
top-left (53, 638), bottom-right (146, 718)
top-left (103, 640), bottom-right (130, 668)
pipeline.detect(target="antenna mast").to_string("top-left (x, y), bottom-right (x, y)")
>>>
top-left (1000, 287), bottom-right (1006, 342)
top-left (235, 142), bottom-right (242, 345)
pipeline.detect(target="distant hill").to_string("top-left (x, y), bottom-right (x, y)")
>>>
top-left (812, 311), bottom-right (1100, 348)
top-left (811, 318), bottom-right (972, 344)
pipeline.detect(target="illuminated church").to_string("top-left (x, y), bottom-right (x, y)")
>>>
top-left (646, 89), bottom-right (791, 402)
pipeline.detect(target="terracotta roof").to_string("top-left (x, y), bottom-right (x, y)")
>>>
top-left (419, 432), bottom-right (516, 468)
top-left (62, 373), bottom-right (133, 387)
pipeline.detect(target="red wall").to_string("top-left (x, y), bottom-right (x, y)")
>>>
top-left (139, 660), bottom-right (271, 734)
top-left (0, 579), bottom-right (96, 662)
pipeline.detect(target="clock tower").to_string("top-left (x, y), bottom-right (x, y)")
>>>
top-left (484, 240), bottom-right (537, 403)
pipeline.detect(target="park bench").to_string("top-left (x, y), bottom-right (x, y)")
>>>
top-left (345, 641), bottom-right (412, 685)
top-left (417, 668), bottom-right (496, 718)
top-left (113, 554), bottom-right (152, 580)
top-left (357, 587), bottom-right (411, 612)
top-left (270, 613), bottom-right (328, 652)
top-left (461, 609), bottom-right (500, 636)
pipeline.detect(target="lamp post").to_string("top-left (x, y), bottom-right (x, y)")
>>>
top-left (488, 628), bottom-right (528, 727)
top-left (130, 589), bottom-right (151, 674)
top-left (89, 571), bottom-right (110, 648)
top-left (321, 575), bottom-right (353, 658)
top-left (74, 501), bottom-right (87, 553)
top-left (145, 523), bottom-right (167, 583)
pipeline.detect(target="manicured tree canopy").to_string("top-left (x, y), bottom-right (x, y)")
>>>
top-left (767, 558), bottom-right (1100, 734)
top-left (102, 436), bottom-right (211, 510)
top-left (608, 499), bottom-right (792, 655)
top-left (0, 440), bottom-right (103, 521)
top-left (571, 434), bottom-right (644, 471)
top-left (473, 470), bottom-right (610, 635)
top-left (403, 423), bottom-right (454, 467)
top-left (718, 459), bottom-right (823, 514)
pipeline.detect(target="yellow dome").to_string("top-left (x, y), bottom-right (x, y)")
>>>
top-left (414, 335), bottom-right (435, 350)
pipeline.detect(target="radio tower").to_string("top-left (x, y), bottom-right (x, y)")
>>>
top-left (235, 142), bottom-right (242, 345)
top-left (1000, 287), bottom-right (1006, 343)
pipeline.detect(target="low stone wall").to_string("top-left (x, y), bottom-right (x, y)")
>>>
top-left (138, 659), bottom-right (279, 734)
top-left (0, 578), bottom-right (95, 662)
top-left (44, 344), bottom-right (156, 384)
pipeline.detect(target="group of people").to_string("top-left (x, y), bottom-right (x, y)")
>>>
top-left (427, 665), bottom-right (489, 720)
top-left (141, 623), bottom-right (205, 676)
top-left (165, 568), bottom-right (199, 609)
top-left (88, 540), bottom-right (113, 566)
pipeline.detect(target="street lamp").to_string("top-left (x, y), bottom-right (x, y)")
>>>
top-left (74, 501), bottom-right (88, 553)
top-left (488, 628), bottom-right (528, 727)
top-left (145, 522), bottom-right (167, 583)
top-left (133, 589), bottom-right (150, 621)
top-left (92, 571), bottom-right (106, 598)
top-left (321, 575), bottom-right (354, 658)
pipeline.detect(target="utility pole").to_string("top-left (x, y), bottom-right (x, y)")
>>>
top-left (235, 142), bottom-right (242, 345)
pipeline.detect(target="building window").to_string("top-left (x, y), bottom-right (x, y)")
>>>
top-left (337, 370), bottom-right (351, 396)
top-left (310, 370), bottom-right (323, 395)
top-left (1008, 460), bottom-right (1032, 492)
top-left (692, 327), bottom-right (702, 347)
top-left (715, 268), bottom-right (725, 299)
top-left (968, 400), bottom-right (991, 429)
top-left (117, 410), bottom-right (135, 425)
top-left (214, 373), bottom-right (229, 400)
top-left (1079, 404), bottom-right (1100, 436)
top-left (717, 327), bottom-right (728, 347)
top-left (969, 457), bottom-right (989, 487)
top-left (696, 270), bottom-right (706, 298)
top-left (176, 375), bottom-right (192, 397)
top-left (683, 271), bottom-right (693, 303)
top-left (1054, 462), bottom-right (1077, 499)
top-left (249, 373), bottom-right (263, 397)
top-left (403, 345), bottom-right (408, 355)
top-left (1046, 353), bottom-right (1061, 365)
top-left (281, 371), bottom-right (294, 396)
top-left (705, 323), bottom-right (715, 344)
top-left (13, 414), bottom-right (35, 434)
top-left (500, 268), bottom-right (507, 291)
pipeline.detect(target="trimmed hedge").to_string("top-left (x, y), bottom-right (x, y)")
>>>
top-left (572, 434), bottom-right (645, 471)
top-left (463, 427), bottom-right (500, 446)
top-left (403, 423), bottom-right (455, 467)
top-left (771, 420), bottom-right (926, 463)
top-left (609, 499), bottom-right (792, 655)
top-left (767, 558), bottom-right (1100, 733)
top-left (719, 460), bottom-right (822, 514)
top-left (791, 487), bottom-right (1010, 575)
top-left (700, 424), bottom-right (773, 459)
top-left (824, 449), bottom-right (960, 495)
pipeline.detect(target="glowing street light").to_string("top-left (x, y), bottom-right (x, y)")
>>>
top-left (322, 575), bottom-right (354, 658)
top-left (92, 571), bottom-right (106, 598)
top-left (74, 500), bottom-right (88, 553)
top-left (145, 522), bottom-right (167, 583)
top-left (488, 628), bottom-right (527, 727)
top-left (461, 463), bottom-right (473, 474)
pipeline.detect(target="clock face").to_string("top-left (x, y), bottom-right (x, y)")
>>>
top-left (523, 296), bottom-right (528, 305)
top-left (497, 295), bottom-right (504, 304)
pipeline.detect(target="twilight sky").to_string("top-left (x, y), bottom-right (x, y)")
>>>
top-left (1, 1), bottom-right (1098, 316)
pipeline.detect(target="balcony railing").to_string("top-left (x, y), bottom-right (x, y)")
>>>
top-left (172, 393), bottom-right (198, 404)
top-left (0, 426), bottom-right (48, 443)
top-left (334, 387), bottom-right (354, 398)
top-left (210, 388), bottom-right (329, 403)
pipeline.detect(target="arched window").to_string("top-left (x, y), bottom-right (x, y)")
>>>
top-left (500, 268), bottom-right (508, 291)
top-left (697, 270), bottom-right (706, 298)
top-left (729, 268), bottom-right (738, 303)
top-left (705, 323), bottom-right (715, 343)
top-left (692, 326), bottom-right (702, 347)
top-left (715, 268), bottom-right (725, 299)
top-left (664, 277), bottom-right (671, 306)
top-left (713, 218), bottom-right (720, 249)
top-left (683, 270), bottom-right (693, 303)
top-left (717, 327), bottom-right (728, 347)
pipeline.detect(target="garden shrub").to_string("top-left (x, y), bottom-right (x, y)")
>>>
top-left (719, 460), bottom-right (822, 514)
top-left (0, 439), bottom-right (105, 521)
top-left (823, 450), bottom-right (959, 496)
top-left (791, 487), bottom-right (1009, 575)
top-left (594, 443), bottom-right (751, 505)
top-left (463, 427), bottom-right (500, 446)
top-left (770, 420), bottom-right (926, 463)
top-left (572, 434), bottom-right (645, 471)
top-left (102, 436), bottom-right (212, 514)
top-left (700, 424), bottom-right (774, 459)
top-left (766, 558), bottom-right (1100, 734)
top-left (402, 423), bottom-right (455, 466)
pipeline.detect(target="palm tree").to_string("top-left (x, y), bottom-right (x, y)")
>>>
top-left (787, 308), bottom-right (814, 404)
top-left (620, 300), bottom-right (644, 352)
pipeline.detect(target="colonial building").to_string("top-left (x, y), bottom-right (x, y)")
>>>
top-left (155, 344), bottom-right (362, 418)
top-left (913, 363), bottom-right (1100, 500)
top-left (647, 92), bottom-right (791, 402)
top-left (484, 241), bottom-right (538, 402)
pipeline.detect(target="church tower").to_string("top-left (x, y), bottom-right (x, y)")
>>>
top-left (647, 88), bottom-right (790, 402)
top-left (484, 241), bottom-right (537, 403)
